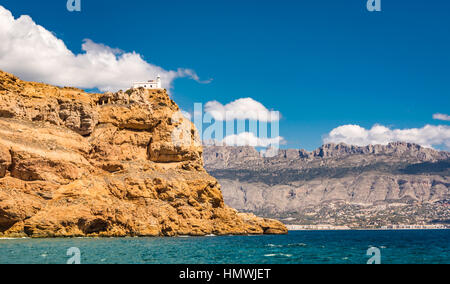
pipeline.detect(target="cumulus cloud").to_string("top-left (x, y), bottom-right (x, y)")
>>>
top-left (205, 132), bottom-right (285, 147)
top-left (324, 124), bottom-right (450, 149)
top-left (204, 98), bottom-right (280, 122)
top-left (0, 6), bottom-right (207, 92)
top-left (433, 113), bottom-right (450, 122)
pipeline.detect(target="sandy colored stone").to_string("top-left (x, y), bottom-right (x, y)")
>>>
top-left (0, 70), bottom-right (287, 237)
top-left (0, 144), bottom-right (10, 178)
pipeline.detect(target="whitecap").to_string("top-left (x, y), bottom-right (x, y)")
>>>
top-left (0, 237), bottom-right (28, 240)
top-left (287, 243), bottom-right (307, 247)
top-left (264, 253), bottom-right (292, 257)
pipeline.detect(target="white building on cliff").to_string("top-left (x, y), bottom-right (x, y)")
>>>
top-left (132, 75), bottom-right (162, 89)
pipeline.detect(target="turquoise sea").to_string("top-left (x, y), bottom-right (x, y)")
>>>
top-left (0, 230), bottom-right (449, 264)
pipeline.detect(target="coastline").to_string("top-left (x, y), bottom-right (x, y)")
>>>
top-left (2, 228), bottom-right (449, 240)
top-left (286, 224), bottom-right (449, 231)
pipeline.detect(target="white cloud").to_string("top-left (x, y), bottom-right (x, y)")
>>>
top-left (0, 6), bottom-right (207, 92)
top-left (433, 113), bottom-right (450, 122)
top-left (204, 98), bottom-right (280, 122)
top-left (205, 132), bottom-right (285, 147)
top-left (324, 124), bottom-right (450, 149)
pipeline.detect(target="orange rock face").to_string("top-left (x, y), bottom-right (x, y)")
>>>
top-left (0, 70), bottom-right (287, 237)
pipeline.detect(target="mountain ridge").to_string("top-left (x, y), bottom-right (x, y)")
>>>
top-left (204, 142), bottom-right (450, 169)
top-left (203, 143), bottom-right (450, 228)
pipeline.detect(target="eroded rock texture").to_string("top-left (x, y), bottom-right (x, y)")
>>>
top-left (0, 70), bottom-right (286, 237)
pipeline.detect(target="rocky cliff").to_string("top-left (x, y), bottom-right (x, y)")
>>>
top-left (0, 70), bottom-right (286, 237)
top-left (204, 144), bottom-right (450, 228)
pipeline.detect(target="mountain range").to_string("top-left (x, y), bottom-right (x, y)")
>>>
top-left (204, 143), bottom-right (450, 228)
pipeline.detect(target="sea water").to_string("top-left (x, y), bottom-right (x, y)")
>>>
top-left (0, 230), bottom-right (449, 264)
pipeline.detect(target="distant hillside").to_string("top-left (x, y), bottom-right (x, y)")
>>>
top-left (204, 143), bottom-right (450, 228)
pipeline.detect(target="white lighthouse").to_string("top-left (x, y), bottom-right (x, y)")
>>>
top-left (132, 74), bottom-right (162, 89)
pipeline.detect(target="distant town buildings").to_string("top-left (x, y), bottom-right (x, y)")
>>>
top-left (380, 224), bottom-right (448, 230)
top-left (286, 224), bottom-right (449, 231)
top-left (286, 225), bottom-right (351, 231)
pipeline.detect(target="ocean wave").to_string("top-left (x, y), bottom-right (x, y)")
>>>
top-left (0, 237), bottom-right (28, 240)
top-left (264, 253), bottom-right (293, 257)
top-left (266, 243), bottom-right (307, 248)
top-left (287, 243), bottom-right (307, 247)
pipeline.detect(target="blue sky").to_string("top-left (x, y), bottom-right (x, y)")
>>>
top-left (0, 0), bottom-right (449, 150)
